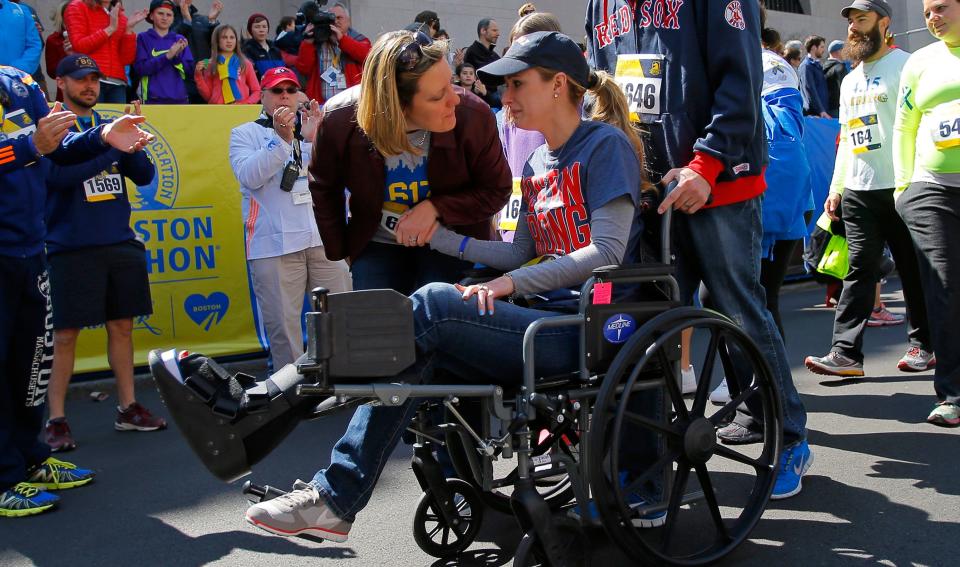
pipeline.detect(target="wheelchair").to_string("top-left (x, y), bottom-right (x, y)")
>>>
top-left (149, 203), bottom-right (784, 567)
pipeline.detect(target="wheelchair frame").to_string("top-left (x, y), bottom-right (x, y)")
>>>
top-left (150, 191), bottom-right (785, 566)
top-left (278, 206), bottom-right (783, 566)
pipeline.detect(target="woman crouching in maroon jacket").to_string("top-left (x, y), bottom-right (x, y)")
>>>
top-left (308, 30), bottom-right (512, 293)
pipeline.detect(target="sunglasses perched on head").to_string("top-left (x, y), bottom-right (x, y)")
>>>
top-left (396, 32), bottom-right (434, 72)
top-left (269, 86), bottom-right (299, 95)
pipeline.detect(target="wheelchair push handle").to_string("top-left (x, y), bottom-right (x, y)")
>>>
top-left (311, 287), bottom-right (329, 312)
top-left (660, 179), bottom-right (677, 266)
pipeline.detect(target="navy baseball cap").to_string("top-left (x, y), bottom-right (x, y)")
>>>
top-left (841, 0), bottom-right (892, 19)
top-left (56, 54), bottom-right (102, 79)
top-left (479, 31), bottom-right (589, 87)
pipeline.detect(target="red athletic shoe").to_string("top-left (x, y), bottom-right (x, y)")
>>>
top-left (115, 402), bottom-right (167, 432)
top-left (44, 419), bottom-right (77, 453)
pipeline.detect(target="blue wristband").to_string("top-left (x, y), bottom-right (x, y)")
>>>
top-left (458, 236), bottom-right (470, 261)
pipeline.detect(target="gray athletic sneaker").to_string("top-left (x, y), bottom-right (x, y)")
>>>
top-left (245, 480), bottom-right (352, 542)
top-left (804, 351), bottom-right (865, 377)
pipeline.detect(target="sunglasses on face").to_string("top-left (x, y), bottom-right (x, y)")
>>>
top-left (396, 31), bottom-right (434, 72)
top-left (269, 86), bottom-right (299, 95)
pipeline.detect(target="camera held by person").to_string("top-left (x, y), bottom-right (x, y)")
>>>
top-left (293, 1), bottom-right (370, 104)
top-left (296, 0), bottom-right (336, 44)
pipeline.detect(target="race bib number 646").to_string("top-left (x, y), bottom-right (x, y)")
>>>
top-left (614, 55), bottom-right (665, 121)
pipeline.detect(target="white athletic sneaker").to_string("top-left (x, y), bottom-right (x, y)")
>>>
top-left (245, 480), bottom-right (352, 542)
top-left (680, 365), bottom-right (697, 395)
top-left (709, 379), bottom-right (732, 405)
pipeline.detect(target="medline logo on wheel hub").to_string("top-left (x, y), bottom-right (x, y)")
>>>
top-left (603, 313), bottom-right (637, 344)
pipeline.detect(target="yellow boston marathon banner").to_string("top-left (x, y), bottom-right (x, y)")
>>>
top-left (72, 104), bottom-right (265, 373)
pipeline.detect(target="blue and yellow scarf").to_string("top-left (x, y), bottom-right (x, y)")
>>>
top-left (217, 54), bottom-right (242, 104)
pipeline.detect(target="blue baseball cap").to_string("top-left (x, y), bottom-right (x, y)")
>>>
top-left (479, 31), bottom-right (589, 88)
top-left (828, 40), bottom-right (844, 53)
top-left (56, 54), bottom-right (102, 79)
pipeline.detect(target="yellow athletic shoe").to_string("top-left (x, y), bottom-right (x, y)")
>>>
top-left (25, 457), bottom-right (95, 490)
top-left (0, 483), bottom-right (59, 517)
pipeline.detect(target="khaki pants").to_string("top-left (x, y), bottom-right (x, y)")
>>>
top-left (249, 246), bottom-right (351, 369)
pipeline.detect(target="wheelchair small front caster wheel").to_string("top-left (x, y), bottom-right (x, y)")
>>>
top-left (513, 516), bottom-right (590, 567)
top-left (412, 478), bottom-right (484, 558)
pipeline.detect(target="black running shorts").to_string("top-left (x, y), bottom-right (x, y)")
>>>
top-left (48, 240), bottom-right (153, 330)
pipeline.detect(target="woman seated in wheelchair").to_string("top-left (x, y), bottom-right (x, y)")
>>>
top-left (154, 30), bottom-right (653, 543)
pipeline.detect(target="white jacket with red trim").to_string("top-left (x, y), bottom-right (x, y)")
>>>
top-left (229, 119), bottom-right (321, 260)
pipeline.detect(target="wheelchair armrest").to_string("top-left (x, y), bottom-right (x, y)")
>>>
top-left (592, 263), bottom-right (676, 282)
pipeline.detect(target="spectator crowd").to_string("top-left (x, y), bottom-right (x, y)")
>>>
top-left (0, 0), bottom-right (957, 540)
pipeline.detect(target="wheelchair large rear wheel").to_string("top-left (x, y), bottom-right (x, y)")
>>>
top-left (588, 307), bottom-right (782, 566)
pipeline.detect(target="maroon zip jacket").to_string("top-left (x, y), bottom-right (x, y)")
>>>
top-left (309, 86), bottom-right (512, 262)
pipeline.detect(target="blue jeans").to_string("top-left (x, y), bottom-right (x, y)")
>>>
top-left (351, 242), bottom-right (471, 294)
top-left (311, 282), bottom-right (583, 521)
top-left (674, 198), bottom-right (807, 447)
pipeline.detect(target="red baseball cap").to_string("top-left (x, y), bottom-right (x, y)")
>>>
top-left (260, 67), bottom-right (301, 90)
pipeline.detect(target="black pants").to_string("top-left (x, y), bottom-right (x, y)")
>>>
top-left (0, 254), bottom-right (53, 493)
top-left (761, 239), bottom-right (801, 341)
top-left (897, 183), bottom-right (960, 404)
top-left (833, 189), bottom-right (930, 362)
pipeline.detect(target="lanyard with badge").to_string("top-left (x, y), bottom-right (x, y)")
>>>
top-left (77, 114), bottom-right (126, 202)
top-left (320, 48), bottom-right (347, 89)
top-left (258, 112), bottom-right (312, 204)
top-left (280, 118), bottom-right (313, 205)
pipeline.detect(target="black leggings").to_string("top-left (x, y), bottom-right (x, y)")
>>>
top-left (699, 238), bottom-right (800, 342)
top-left (759, 239), bottom-right (801, 341)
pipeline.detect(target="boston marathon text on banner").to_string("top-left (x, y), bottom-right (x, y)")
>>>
top-left (72, 105), bottom-right (265, 373)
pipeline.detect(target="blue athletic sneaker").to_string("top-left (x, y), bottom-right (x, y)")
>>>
top-left (771, 441), bottom-right (813, 500)
top-left (0, 483), bottom-right (60, 517)
top-left (25, 457), bottom-right (95, 490)
top-left (568, 472), bottom-right (667, 528)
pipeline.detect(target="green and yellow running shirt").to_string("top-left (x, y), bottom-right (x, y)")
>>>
top-left (894, 41), bottom-right (960, 192)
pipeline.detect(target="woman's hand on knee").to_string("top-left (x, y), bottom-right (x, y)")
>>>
top-left (455, 276), bottom-right (515, 316)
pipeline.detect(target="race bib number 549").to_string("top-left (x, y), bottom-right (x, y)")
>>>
top-left (932, 102), bottom-right (960, 150)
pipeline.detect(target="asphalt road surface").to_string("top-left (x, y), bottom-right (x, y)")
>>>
top-left (2, 280), bottom-right (958, 567)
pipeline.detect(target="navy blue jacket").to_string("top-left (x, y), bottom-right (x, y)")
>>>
top-left (585, 0), bottom-right (767, 206)
top-left (798, 56), bottom-right (829, 116)
top-left (0, 66), bottom-right (112, 257)
top-left (46, 110), bottom-right (155, 255)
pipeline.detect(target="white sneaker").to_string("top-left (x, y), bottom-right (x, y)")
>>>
top-left (680, 365), bottom-right (697, 394)
top-left (709, 379), bottom-right (731, 405)
top-left (245, 479), bottom-right (352, 542)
